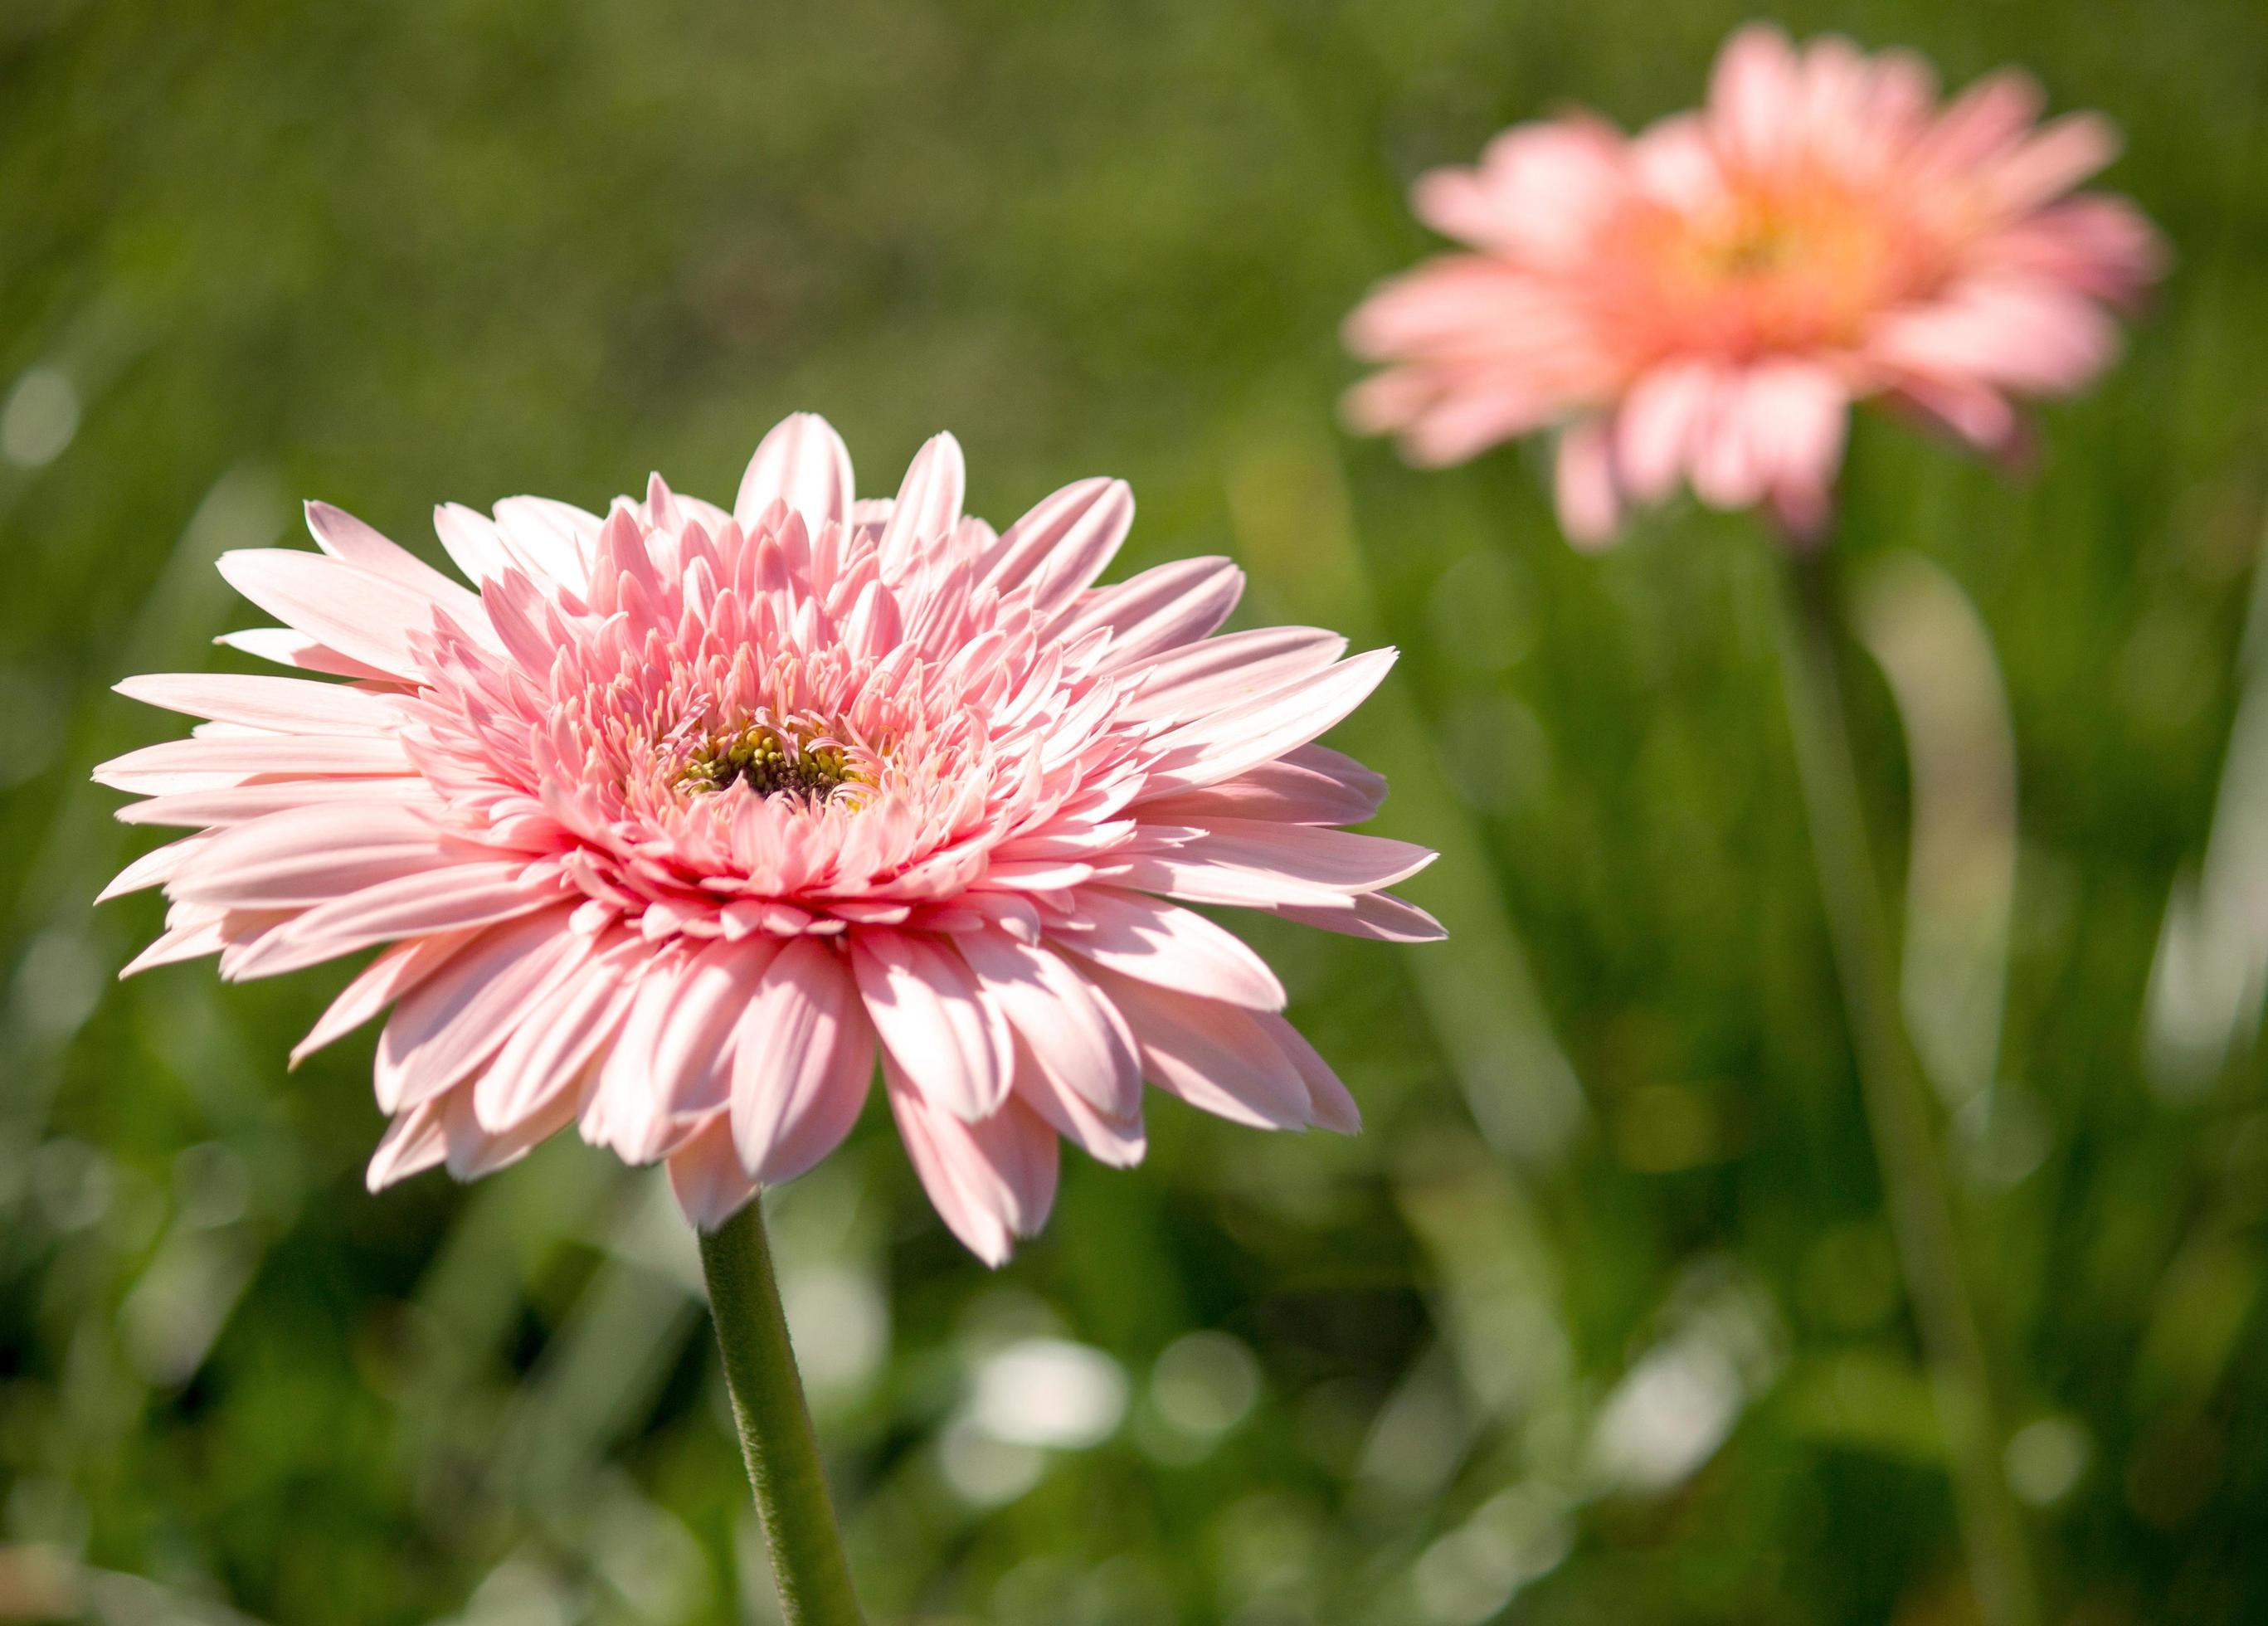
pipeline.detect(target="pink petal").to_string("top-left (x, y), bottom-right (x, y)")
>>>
top-left (1270, 889), bottom-right (1448, 944)
top-left (224, 862), bottom-right (561, 980)
top-left (490, 497), bottom-right (601, 593)
top-left (304, 502), bottom-right (487, 629)
top-left (114, 776), bottom-right (441, 830)
top-left (886, 1063), bottom-right (1058, 1265)
top-left (1984, 111), bottom-right (2120, 215)
top-left (212, 627), bottom-right (402, 683)
top-left (1554, 416), bottom-right (1623, 546)
top-left (1012, 1033), bottom-right (1146, 1168)
top-left (981, 478), bottom-right (1136, 615)
top-left (216, 550), bottom-right (446, 679)
top-left (372, 907), bottom-right (589, 1112)
top-left (96, 835), bottom-right (207, 903)
top-left (291, 928), bottom-right (482, 1066)
top-left (367, 1099), bottom-right (450, 1191)
top-left (1615, 360), bottom-right (1716, 504)
top-left (441, 1074), bottom-right (578, 1181)
top-left (171, 801), bottom-right (450, 909)
top-left (1257, 1012), bottom-right (1362, 1133)
top-left (1119, 818), bottom-right (1436, 906)
top-left (1116, 626), bottom-right (1349, 726)
top-left (114, 673), bottom-right (401, 734)
top-left (582, 952), bottom-right (703, 1164)
top-left (1048, 887), bottom-right (1285, 1012)
top-left (93, 733), bottom-right (413, 791)
top-left (1741, 362), bottom-right (1849, 526)
top-left (475, 942), bottom-right (642, 1131)
top-left (957, 931), bottom-right (1141, 1116)
top-left (1138, 647), bottom-right (1398, 796)
top-left (737, 413), bottom-right (855, 534)
top-left (1134, 749), bottom-right (1385, 826)
top-left (1709, 23), bottom-right (1802, 169)
top-left (877, 432), bottom-right (967, 571)
top-left (1689, 370), bottom-right (1768, 510)
top-left (667, 1113), bottom-right (761, 1231)
top-left (731, 938), bottom-right (875, 1183)
top-left (1088, 970), bottom-right (1312, 1131)
top-left (1058, 558), bottom-right (1245, 667)
top-left (850, 930), bottom-right (1015, 1121)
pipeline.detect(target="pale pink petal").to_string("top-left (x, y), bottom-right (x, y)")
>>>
top-left (1011, 1033), bottom-right (1146, 1169)
top-left (93, 733), bottom-right (413, 792)
top-left (171, 801), bottom-right (450, 909)
top-left (97, 836), bottom-right (208, 903)
top-left (1689, 370), bottom-right (1769, 509)
top-left (957, 931), bottom-right (1141, 1116)
top-left (212, 627), bottom-right (402, 683)
top-left (1048, 888), bottom-right (1285, 1012)
top-left (224, 863), bottom-right (560, 980)
top-left (1741, 362), bottom-right (1849, 533)
top-left (582, 952), bottom-right (702, 1164)
top-left (443, 1074), bottom-right (581, 1181)
top-left (877, 432), bottom-right (967, 570)
top-left (1117, 627), bottom-right (1348, 726)
top-left (372, 906), bottom-right (589, 1112)
top-left (850, 931), bottom-right (1014, 1121)
top-left (886, 1061), bottom-right (1058, 1265)
top-left (490, 497), bottom-right (601, 593)
top-left (1615, 360), bottom-right (1717, 504)
top-left (1133, 748), bottom-right (1385, 827)
top-left (1271, 890), bottom-right (1448, 944)
top-left (1554, 416), bottom-right (1623, 546)
top-left (1088, 970), bottom-right (1312, 1131)
top-left (1122, 818), bottom-right (1436, 903)
top-left (1257, 1012), bottom-right (1362, 1133)
top-left (367, 1100), bottom-right (450, 1191)
top-left (1709, 23), bottom-right (1803, 169)
top-left (432, 504), bottom-right (513, 585)
top-left (304, 502), bottom-right (488, 629)
top-left (983, 478), bottom-right (1136, 614)
top-left (1138, 648), bottom-right (1398, 796)
top-left (1983, 111), bottom-right (2120, 215)
top-left (1057, 558), bottom-right (1245, 667)
top-left (291, 929), bottom-right (482, 1066)
top-left (731, 938), bottom-right (875, 1183)
top-left (475, 942), bottom-right (642, 1131)
top-left (736, 412), bottom-right (855, 533)
top-left (216, 550), bottom-right (447, 679)
top-left (667, 1113), bottom-right (761, 1231)
top-left (114, 673), bottom-right (401, 734)
top-left (115, 776), bottom-right (440, 830)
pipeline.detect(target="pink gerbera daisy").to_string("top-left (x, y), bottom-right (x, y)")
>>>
top-left (98, 414), bottom-right (1438, 1263)
top-left (1344, 23), bottom-right (2165, 541)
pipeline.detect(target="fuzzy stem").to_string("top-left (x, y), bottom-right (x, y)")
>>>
top-left (698, 1199), bottom-right (866, 1626)
top-left (1772, 544), bottom-right (2042, 1626)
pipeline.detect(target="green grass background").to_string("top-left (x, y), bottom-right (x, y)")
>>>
top-left (2, 0), bottom-right (2264, 1621)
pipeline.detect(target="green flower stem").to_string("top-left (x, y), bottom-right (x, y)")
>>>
top-left (1772, 544), bottom-right (2042, 1626)
top-left (698, 1200), bottom-right (867, 1626)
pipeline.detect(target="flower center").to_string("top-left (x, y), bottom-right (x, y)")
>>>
top-left (1612, 178), bottom-right (1931, 360)
top-left (676, 720), bottom-right (874, 806)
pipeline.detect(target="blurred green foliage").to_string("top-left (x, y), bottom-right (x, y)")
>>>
top-left (2, 0), bottom-right (2266, 1622)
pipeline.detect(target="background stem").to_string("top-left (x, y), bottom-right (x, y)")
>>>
top-left (698, 1200), bottom-right (867, 1626)
top-left (1772, 544), bottom-right (2043, 1626)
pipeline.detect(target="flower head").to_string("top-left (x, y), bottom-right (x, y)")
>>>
top-left (1345, 23), bottom-right (2164, 541)
top-left (99, 415), bottom-right (1438, 1262)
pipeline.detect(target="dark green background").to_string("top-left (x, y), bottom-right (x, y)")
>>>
top-left (2, 1), bottom-right (2263, 1621)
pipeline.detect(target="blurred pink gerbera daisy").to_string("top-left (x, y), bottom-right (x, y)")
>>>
top-left (98, 414), bottom-right (1438, 1262)
top-left (1345, 23), bottom-right (2165, 540)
